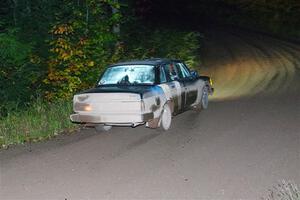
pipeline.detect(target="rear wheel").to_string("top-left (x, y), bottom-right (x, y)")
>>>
top-left (159, 104), bottom-right (172, 131)
top-left (95, 125), bottom-right (112, 132)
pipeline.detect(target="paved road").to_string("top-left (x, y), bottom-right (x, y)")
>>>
top-left (1, 29), bottom-right (300, 200)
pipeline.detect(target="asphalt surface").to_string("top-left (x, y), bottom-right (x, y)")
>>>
top-left (1, 29), bottom-right (300, 200)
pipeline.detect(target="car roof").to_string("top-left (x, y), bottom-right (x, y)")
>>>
top-left (109, 58), bottom-right (182, 67)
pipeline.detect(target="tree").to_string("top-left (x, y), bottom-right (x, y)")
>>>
top-left (44, 0), bottom-right (121, 100)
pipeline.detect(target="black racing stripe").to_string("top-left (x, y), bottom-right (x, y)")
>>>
top-left (79, 85), bottom-right (163, 99)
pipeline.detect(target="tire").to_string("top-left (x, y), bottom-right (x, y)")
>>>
top-left (194, 86), bottom-right (209, 112)
top-left (159, 104), bottom-right (172, 131)
top-left (201, 86), bottom-right (209, 109)
top-left (95, 125), bottom-right (112, 132)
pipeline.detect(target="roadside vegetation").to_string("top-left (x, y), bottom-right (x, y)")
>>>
top-left (0, 100), bottom-right (75, 148)
top-left (0, 0), bottom-right (201, 148)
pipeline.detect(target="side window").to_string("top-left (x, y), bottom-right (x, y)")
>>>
top-left (175, 63), bottom-right (184, 79)
top-left (179, 63), bottom-right (191, 78)
top-left (159, 66), bottom-right (167, 83)
top-left (163, 63), bottom-right (178, 81)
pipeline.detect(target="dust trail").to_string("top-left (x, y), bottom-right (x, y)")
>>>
top-left (200, 30), bottom-right (300, 101)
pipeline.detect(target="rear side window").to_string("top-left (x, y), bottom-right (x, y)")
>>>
top-left (163, 63), bottom-right (178, 81)
top-left (160, 66), bottom-right (167, 83)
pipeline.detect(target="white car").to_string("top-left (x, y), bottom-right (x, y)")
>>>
top-left (70, 58), bottom-right (213, 131)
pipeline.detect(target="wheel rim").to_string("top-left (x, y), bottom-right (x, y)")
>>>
top-left (202, 87), bottom-right (209, 109)
top-left (161, 106), bottom-right (171, 130)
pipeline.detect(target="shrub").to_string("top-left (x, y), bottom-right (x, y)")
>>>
top-left (0, 30), bottom-right (42, 118)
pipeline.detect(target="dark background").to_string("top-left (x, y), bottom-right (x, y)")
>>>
top-left (133, 0), bottom-right (300, 38)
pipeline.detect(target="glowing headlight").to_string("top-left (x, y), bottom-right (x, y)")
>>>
top-left (209, 78), bottom-right (213, 86)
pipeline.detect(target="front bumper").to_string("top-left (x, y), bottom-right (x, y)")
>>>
top-left (70, 112), bottom-right (154, 127)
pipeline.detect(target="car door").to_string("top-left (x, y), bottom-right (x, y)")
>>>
top-left (159, 63), bottom-right (184, 114)
top-left (175, 62), bottom-right (198, 108)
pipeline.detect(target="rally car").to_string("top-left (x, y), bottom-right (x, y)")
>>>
top-left (70, 58), bottom-right (213, 131)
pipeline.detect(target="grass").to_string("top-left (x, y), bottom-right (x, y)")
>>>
top-left (0, 99), bottom-right (76, 148)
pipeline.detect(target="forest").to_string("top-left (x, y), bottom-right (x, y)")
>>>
top-left (0, 0), bottom-right (299, 147)
top-left (139, 0), bottom-right (300, 38)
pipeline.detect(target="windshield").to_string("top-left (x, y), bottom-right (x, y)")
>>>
top-left (98, 65), bottom-right (155, 85)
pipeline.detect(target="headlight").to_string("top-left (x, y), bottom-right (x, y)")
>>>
top-left (209, 78), bottom-right (213, 86)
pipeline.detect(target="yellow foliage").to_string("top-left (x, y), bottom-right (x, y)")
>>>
top-left (52, 24), bottom-right (74, 35)
top-left (61, 52), bottom-right (69, 60)
top-left (88, 61), bottom-right (94, 67)
top-left (45, 0), bottom-right (121, 101)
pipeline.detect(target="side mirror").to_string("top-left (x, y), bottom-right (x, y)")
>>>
top-left (191, 70), bottom-right (199, 78)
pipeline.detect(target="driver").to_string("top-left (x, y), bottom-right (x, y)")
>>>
top-left (119, 75), bottom-right (130, 84)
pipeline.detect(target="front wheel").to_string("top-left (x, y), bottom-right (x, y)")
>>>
top-left (201, 86), bottom-right (209, 109)
top-left (159, 104), bottom-right (172, 131)
top-left (194, 86), bottom-right (209, 112)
